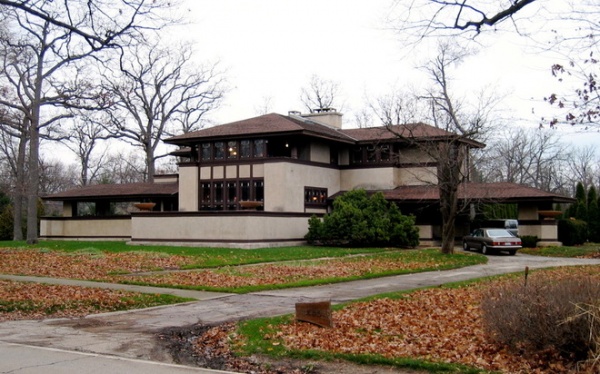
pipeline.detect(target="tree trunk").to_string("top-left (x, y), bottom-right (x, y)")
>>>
top-left (146, 144), bottom-right (155, 183)
top-left (12, 130), bottom-right (27, 241)
top-left (26, 122), bottom-right (39, 244)
top-left (438, 142), bottom-right (462, 254)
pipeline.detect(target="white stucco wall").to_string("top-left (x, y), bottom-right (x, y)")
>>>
top-left (264, 162), bottom-right (340, 212)
top-left (41, 217), bottom-right (131, 239)
top-left (340, 168), bottom-right (396, 191)
top-left (178, 165), bottom-right (199, 211)
top-left (131, 213), bottom-right (310, 242)
top-left (395, 166), bottom-right (438, 186)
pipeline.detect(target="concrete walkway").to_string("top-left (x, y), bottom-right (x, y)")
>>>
top-left (0, 274), bottom-right (234, 301)
top-left (1, 253), bottom-right (599, 372)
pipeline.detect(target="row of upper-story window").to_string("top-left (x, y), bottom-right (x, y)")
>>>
top-left (196, 139), bottom-right (409, 165)
top-left (200, 139), bottom-right (266, 161)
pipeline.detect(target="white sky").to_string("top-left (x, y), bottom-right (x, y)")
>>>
top-left (169, 0), bottom-right (599, 148)
top-left (43, 0), bottom-right (599, 165)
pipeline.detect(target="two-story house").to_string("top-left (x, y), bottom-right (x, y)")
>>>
top-left (41, 110), bottom-right (573, 247)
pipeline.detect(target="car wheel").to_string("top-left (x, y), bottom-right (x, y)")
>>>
top-left (508, 250), bottom-right (516, 256)
top-left (482, 244), bottom-right (490, 255)
top-left (463, 242), bottom-right (469, 251)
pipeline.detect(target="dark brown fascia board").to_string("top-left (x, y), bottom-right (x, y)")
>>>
top-left (164, 130), bottom-right (305, 146)
top-left (166, 129), bottom-right (355, 146)
top-left (43, 193), bottom-right (177, 202)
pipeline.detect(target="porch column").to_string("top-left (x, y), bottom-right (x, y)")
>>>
top-left (517, 203), bottom-right (561, 247)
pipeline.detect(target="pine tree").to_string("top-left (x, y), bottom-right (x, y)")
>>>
top-left (587, 186), bottom-right (600, 242)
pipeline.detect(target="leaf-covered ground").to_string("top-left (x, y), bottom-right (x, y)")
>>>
top-left (0, 248), bottom-right (481, 292)
top-left (0, 280), bottom-right (187, 322)
top-left (249, 266), bottom-right (600, 374)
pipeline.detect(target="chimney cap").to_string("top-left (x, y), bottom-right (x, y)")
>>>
top-left (311, 107), bottom-right (337, 113)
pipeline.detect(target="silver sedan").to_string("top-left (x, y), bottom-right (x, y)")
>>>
top-left (463, 228), bottom-right (522, 255)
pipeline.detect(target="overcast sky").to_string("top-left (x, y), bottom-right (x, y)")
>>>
top-left (42, 1), bottom-right (598, 165)
top-left (169, 1), bottom-right (598, 148)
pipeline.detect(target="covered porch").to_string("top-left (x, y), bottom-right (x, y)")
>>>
top-left (382, 182), bottom-right (575, 247)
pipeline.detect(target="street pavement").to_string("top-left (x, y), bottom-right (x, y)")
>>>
top-left (1, 252), bottom-right (599, 373)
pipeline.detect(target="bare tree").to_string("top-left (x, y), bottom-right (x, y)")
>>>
top-left (543, 1), bottom-right (600, 128)
top-left (64, 116), bottom-right (114, 186)
top-left (565, 145), bottom-right (599, 192)
top-left (96, 151), bottom-right (146, 185)
top-left (38, 159), bottom-right (78, 195)
top-left (102, 40), bottom-right (225, 182)
top-left (0, 0), bottom-right (173, 243)
top-left (378, 43), bottom-right (499, 254)
top-left (389, 0), bottom-right (599, 130)
top-left (0, 118), bottom-right (26, 240)
top-left (480, 128), bottom-right (570, 193)
top-left (254, 96), bottom-right (274, 115)
top-left (300, 75), bottom-right (343, 113)
top-left (389, 0), bottom-right (539, 41)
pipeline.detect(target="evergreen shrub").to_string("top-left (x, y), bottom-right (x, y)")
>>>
top-left (520, 235), bottom-right (538, 248)
top-left (305, 189), bottom-right (419, 248)
top-left (558, 219), bottom-right (588, 246)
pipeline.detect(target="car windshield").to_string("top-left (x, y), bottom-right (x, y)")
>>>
top-left (486, 229), bottom-right (514, 238)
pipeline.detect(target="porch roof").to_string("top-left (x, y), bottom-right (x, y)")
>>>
top-left (42, 182), bottom-right (178, 201)
top-left (333, 182), bottom-right (575, 204)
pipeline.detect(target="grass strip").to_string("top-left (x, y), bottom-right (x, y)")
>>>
top-left (0, 240), bottom-right (393, 268)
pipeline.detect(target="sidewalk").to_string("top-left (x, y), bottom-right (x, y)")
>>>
top-left (1, 253), bottom-right (599, 371)
top-left (0, 341), bottom-right (237, 374)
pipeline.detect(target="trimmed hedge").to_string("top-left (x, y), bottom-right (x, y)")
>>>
top-left (520, 235), bottom-right (539, 248)
top-left (558, 219), bottom-right (588, 246)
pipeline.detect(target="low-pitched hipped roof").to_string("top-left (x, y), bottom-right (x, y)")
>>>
top-left (43, 182), bottom-right (178, 201)
top-left (331, 182), bottom-right (574, 204)
top-left (341, 123), bottom-right (485, 148)
top-left (380, 182), bottom-right (574, 204)
top-left (166, 113), bottom-right (356, 144)
top-left (165, 113), bottom-right (484, 148)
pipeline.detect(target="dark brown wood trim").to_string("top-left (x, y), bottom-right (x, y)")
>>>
top-left (132, 211), bottom-right (315, 218)
top-left (339, 162), bottom-right (437, 170)
top-left (129, 237), bottom-right (306, 244)
top-left (196, 157), bottom-right (340, 170)
top-left (40, 235), bottom-right (130, 239)
top-left (41, 216), bottom-right (132, 221)
top-left (519, 220), bottom-right (559, 226)
top-left (178, 161), bottom-right (200, 167)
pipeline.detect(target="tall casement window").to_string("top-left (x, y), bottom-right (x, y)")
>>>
top-left (227, 181), bottom-right (237, 210)
top-left (240, 140), bottom-right (251, 158)
top-left (227, 141), bottom-right (238, 159)
top-left (200, 179), bottom-right (264, 210)
top-left (213, 182), bottom-right (224, 210)
top-left (304, 187), bottom-right (328, 208)
top-left (201, 143), bottom-right (212, 161)
top-left (214, 142), bottom-right (225, 160)
top-left (253, 180), bottom-right (264, 202)
top-left (201, 182), bottom-right (212, 210)
top-left (253, 139), bottom-right (266, 158)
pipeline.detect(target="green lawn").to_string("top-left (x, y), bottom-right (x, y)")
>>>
top-left (0, 240), bottom-right (394, 268)
top-left (520, 243), bottom-right (600, 258)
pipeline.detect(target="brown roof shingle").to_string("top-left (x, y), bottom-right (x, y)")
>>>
top-left (379, 182), bottom-right (574, 203)
top-left (166, 114), bottom-right (485, 148)
top-left (165, 113), bottom-right (355, 144)
top-left (43, 182), bottom-right (178, 201)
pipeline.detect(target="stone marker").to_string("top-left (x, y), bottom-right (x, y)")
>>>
top-left (295, 300), bottom-right (333, 328)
